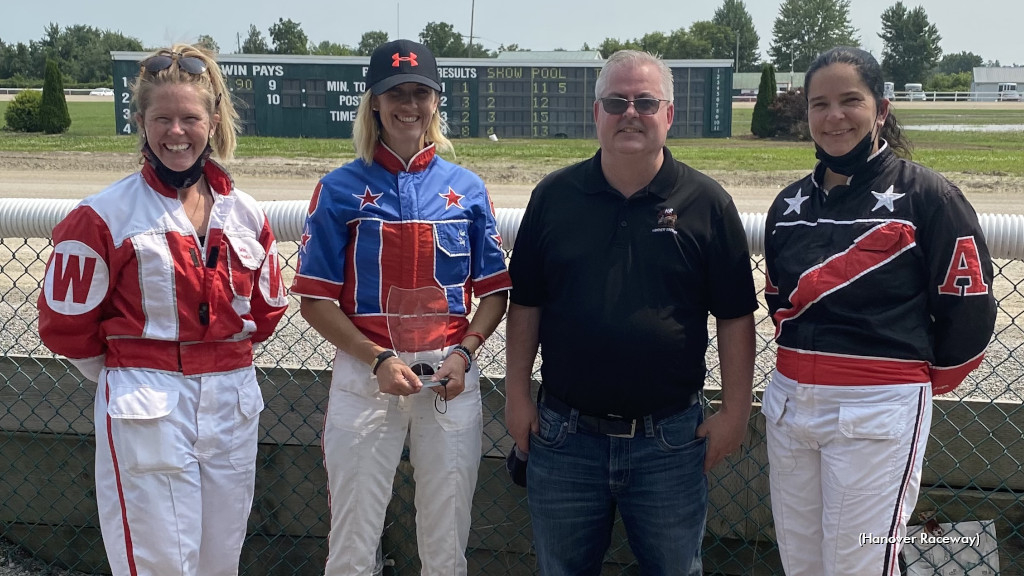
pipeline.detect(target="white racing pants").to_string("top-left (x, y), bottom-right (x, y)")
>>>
top-left (322, 349), bottom-right (482, 576)
top-left (764, 370), bottom-right (932, 576)
top-left (94, 366), bottom-right (264, 576)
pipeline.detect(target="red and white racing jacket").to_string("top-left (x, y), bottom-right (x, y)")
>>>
top-left (764, 145), bottom-right (997, 394)
top-left (37, 160), bottom-right (289, 379)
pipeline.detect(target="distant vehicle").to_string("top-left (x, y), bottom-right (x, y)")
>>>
top-left (89, 88), bottom-right (114, 96)
top-left (998, 83), bottom-right (1021, 102)
top-left (904, 83), bottom-right (926, 101)
top-left (883, 82), bottom-right (895, 100)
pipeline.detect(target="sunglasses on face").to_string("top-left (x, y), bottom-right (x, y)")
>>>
top-left (599, 97), bottom-right (670, 115)
top-left (141, 53), bottom-right (208, 76)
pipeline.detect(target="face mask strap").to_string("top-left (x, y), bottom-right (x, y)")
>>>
top-left (434, 383), bottom-right (448, 414)
top-left (143, 140), bottom-right (213, 190)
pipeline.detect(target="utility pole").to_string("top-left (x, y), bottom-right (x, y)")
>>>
top-left (790, 42), bottom-right (795, 88)
top-left (468, 0), bottom-right (476, 57)
top-left (734, 31), bottom-right (740, 71)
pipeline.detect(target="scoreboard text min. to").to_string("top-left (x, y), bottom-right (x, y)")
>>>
top-left (109, 53), bottom-right (732, 139)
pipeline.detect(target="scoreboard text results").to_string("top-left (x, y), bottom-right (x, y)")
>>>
top-left (111, 55), bottom-right (731, 140)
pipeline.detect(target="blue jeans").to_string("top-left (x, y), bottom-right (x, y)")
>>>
top-left (527, 400), bottom-right (707, 576)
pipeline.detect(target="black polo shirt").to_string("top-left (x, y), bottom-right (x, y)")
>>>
top-left (509, 147), bottom-right (757, 418)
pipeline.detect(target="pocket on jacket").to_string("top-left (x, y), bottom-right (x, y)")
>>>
top-left (225, 231), bottom-right (265, 299)
top-left (433, 221), bottom-right (471, 287)
top-left (845, 222), bottom-right (912, 277)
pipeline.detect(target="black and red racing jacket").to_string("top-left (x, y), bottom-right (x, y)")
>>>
top-left (764, 143), bottom-right (996, 394)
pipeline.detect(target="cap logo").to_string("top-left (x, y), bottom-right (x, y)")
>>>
top-left (392, 52), bottom-right (418, 67)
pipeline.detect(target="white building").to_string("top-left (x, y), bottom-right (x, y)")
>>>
top-left (731, 71), bottom-right (805, 97)
top-left (495, 50), bottom-right (603, 61)
top-left (970, 67), bottom-right (1024, 101)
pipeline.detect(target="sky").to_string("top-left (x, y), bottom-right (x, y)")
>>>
top-left (2, 0), bottom-right (1021, 66)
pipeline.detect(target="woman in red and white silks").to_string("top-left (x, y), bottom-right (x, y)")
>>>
top-left (37, 43), bottom-right (288, 576)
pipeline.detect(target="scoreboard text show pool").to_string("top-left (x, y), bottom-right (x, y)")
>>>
top-left (112, 52), bottom-right (733, 139)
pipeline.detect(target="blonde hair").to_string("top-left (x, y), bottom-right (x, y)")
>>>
top-left (132, 43), bottom-right (239, 161)
top-left (351, 89), bottom-right (454, 165)
top-left (595, 49), bottom-right (674, 102)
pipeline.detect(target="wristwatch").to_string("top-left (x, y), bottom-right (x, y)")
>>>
top-left (370, 350), bottom-right (397, 376)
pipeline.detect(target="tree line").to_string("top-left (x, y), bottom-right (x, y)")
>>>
top-left (0, 23), bottom-right (143, 87)
top-left (0, 0), bottom-right (1011, 90)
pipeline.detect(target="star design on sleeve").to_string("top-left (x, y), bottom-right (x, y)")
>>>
top-left (871, 185), bottom-right (905, 212)
top-left (783, 188), bottom-right (809, 215)
top-left (300, 225), bottom-right (312, 250)
top-left (353, 186), bottom-right (383, 210)
top-left (491, 233), bottom-right (503, 249)
top-left (440, 187), bottom-right (465, 209)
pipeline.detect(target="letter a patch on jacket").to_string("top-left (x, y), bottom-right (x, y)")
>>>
top-left (937, 236), bottom-right (989, 296)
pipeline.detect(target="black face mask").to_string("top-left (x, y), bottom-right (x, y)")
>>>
top-left (814, 128), bottom-right (876, 177)
top-left (142, 140), bottom-right (213, 190)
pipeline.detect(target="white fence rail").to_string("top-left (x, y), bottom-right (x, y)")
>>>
top-left (0, 88), bottom-right (110, 96)
top-left (2, 199), bottom-right (1022, 260)
top-left (0, 87), bottom-right (1017, 102)
top-left (733, 91), bottom-right (1020, 103)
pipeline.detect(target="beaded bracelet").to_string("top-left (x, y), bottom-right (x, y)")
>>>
top-left (447, 345), bottom-right (473, 373)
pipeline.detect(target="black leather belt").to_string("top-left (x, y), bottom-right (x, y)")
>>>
top-left (540, 389), bottom-right (700, 439)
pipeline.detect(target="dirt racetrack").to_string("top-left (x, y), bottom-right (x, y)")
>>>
top-left (1, 150), bottom-right (1023, 215)
top-left (2, 97), bottom-right (1021, 211)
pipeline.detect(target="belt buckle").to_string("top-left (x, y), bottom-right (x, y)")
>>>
top-left (607, 419), bottom-right (636, 439)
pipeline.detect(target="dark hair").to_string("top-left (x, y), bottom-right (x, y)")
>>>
top-left (805, 46), bottom-right (913, 159)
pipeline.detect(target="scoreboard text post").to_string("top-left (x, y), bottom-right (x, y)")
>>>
top-left (111, 53), bottom-right (732, 139)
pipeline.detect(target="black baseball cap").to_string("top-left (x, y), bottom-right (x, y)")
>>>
top-left (367, 39), bottom-right (441, 95)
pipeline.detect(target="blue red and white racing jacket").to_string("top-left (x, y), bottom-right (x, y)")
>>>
top-left (290, 143), bottom-right (512, 349)
top-left (37, 160), bottom-right (289, 379)
top-left (764, 144), bottom-right (997, 394)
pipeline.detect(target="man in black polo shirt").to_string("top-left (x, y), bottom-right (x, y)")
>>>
top-left (505, 49), bottom-right (757, 575)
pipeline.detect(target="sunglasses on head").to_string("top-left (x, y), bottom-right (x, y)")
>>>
top-left (599, 97), bottom-right (669, 115)
top-left (141, 53), bottom-right (207, 76)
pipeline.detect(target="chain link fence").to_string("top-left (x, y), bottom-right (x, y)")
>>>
top-left (1, 206), bottom-right (1022, 575)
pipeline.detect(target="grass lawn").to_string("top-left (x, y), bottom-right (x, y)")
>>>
top-left (2, 101), bottom-right (1022, 175)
